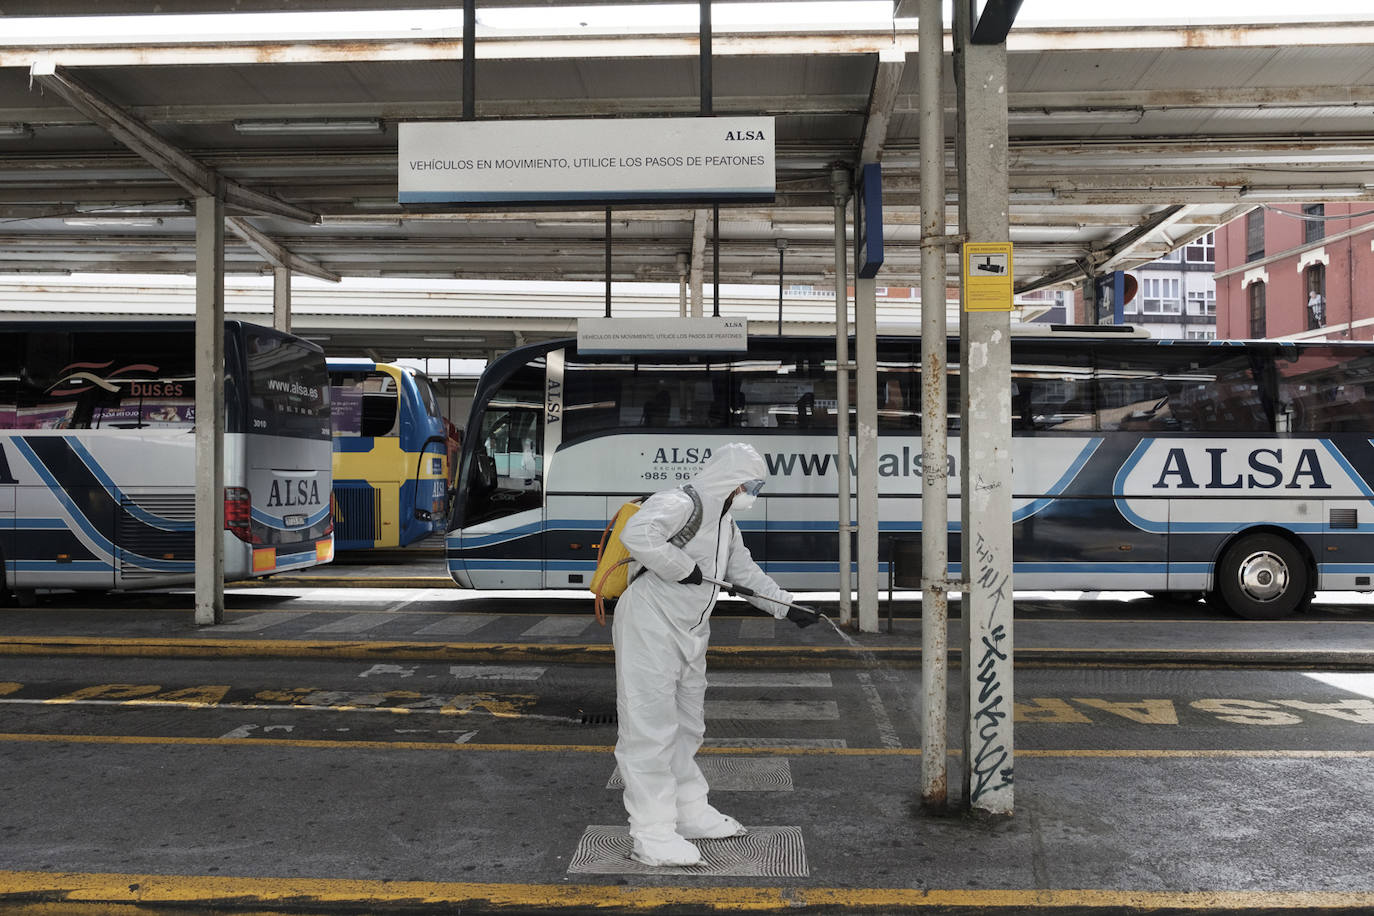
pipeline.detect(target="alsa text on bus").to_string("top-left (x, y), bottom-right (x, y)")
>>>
top-left (1151, 446), bottom-right (1331, 490)
top-left (265, 477), bottom-right (322, 507)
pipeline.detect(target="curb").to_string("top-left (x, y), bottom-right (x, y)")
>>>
top-left (1, 636), bottom-right (1371, 669)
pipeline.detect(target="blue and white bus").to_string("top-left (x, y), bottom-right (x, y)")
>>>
top-left (0, 320), bottom-right (334, 600)
top-left (327, 358), bottom-right (450, 550)
top-left (446, 332), bottom-right (1374, 619)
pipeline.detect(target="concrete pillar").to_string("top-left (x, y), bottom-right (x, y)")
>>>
top-left (273, 265), bottom-right (291, 333)
top-left (955, 0), bottom-right (1014, 814)
top-left (854, 274), bottom-right (880, 633)
top-left (831, 169), bottom-right (854, 624)
top-left (194, 193), bottom-right (226, 626)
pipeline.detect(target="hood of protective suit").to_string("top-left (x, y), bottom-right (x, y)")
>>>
top-left (689, 442), bottom-right (767, 511)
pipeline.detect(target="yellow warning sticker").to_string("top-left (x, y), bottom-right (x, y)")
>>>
top-left (963, 242), bottom-right (1014, 312)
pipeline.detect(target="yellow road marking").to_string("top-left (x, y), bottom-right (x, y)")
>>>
top-left (2, 870), bottom-right (1373, 911)
top-left (2, 731), bottom-right (1373, 759)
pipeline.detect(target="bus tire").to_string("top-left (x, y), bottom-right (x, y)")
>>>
top-left (1214, 533), bottom-right (1310, 620)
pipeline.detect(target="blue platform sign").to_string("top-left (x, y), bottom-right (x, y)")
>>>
top-left (854, 163), bottom-right (884, 279)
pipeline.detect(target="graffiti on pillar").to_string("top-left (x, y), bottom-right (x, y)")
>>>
top-left (971, 532), bottom-right (1014, 803)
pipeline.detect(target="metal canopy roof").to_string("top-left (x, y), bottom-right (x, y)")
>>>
top-left (1, 7), bottom-right (1372, 304)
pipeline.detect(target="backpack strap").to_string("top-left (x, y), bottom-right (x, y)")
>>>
top-left (668, 484), bottom-right (703, 548)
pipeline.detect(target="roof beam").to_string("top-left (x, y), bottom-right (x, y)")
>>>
top-left (972, 0), bottom-right (1024, 45)
top-left (28, 62), bottom-right (318, 224)
top-left (1014, 204), bottom-right (1187, 294)
top-left (226, 217), bottom-right (340, 283)
top-left (859, 49), bottom-right (906, 163)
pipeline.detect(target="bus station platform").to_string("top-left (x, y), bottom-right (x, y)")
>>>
top-left (3, 574), bottom-right (1374, 914)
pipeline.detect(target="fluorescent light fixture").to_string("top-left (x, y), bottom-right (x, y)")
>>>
top-left (233, 118), bottom-right (383, 135)
top-left (75, 201), bottom-right (190, 215)
top-left (1008, 108), bottom-right (1145, 125)
top-left (63, 217), bottom-right (163, 227)
top-left (422, 336), bottom-right (485, 344)
top-left (353, 198), bottom-right (403, 211)
top-left (1009, 189), bottom-right (1058, 202)
top-left (1239, 187), bottom-right (1365, 200)
top-left (0, 122), bottom-right (32, 139)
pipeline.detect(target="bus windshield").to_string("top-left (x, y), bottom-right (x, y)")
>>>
top-left (246, 330), bottom-right (331, 440)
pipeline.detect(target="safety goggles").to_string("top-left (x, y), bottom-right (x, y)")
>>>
top-left (740, 478), bottom-right (766, 497)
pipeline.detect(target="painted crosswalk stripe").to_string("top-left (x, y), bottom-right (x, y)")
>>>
top-left (414, 615), bottom-right (499, 636)
top-left (305, 614), bottom-right (393, 635)
top-left (213, 612), bottom-right (305, 633)
top-left (709, 672), bottom-right (832, 688)
top-left (705, 700), bottom-right (839, 720)
top-left (448, 665), bottom-right (546, 681)
top-left (522, 617), bottom-right (593, 638)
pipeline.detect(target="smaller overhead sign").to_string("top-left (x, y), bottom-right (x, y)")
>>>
top-left (962, 242), bottom-right (1014, 311)
top-left (854, 163), bottom-right (884, 279)
top-left (577, 317), bottom-right (748, 354)
top-left (399, 117), bottom-right (775, 207)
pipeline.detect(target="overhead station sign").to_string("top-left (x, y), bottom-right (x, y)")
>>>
top-left (399, 117), bottom-right (775, 206)
top-left (577, 317), bottom-right (748, 354)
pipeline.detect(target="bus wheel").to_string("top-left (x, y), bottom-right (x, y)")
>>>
top-left (1214, 533), bottom-right (1309, 620)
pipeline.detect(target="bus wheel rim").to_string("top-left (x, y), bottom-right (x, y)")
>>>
top-left (1237, 550), bottom-right (1288, 603)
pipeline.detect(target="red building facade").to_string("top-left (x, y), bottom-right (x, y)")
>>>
top-left (1214, 202), bottom-right (1374, 341)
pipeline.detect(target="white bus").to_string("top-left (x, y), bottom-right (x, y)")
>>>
top-left (0, 320), bottom-right (334, 601)
top-left (447, 331), bottom-right (1374, 619)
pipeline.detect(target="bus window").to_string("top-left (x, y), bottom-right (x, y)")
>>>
top-left (1277, 346), bottom-right (1374, 433)
top-left (246, 330), bottom-right (332, 439)
top-left (464, 359), bottom-right (544, 526)
top-left (1091, 348), bottom-right (1176, 433)
top-left (1010, 344), bottom-right (1094, 431)
top-left (563, 360), bottom-right (622, 439)
top-left (734, 343), bottom-right (838, 431)
top-left (330, 370), bottom-right (398, 438)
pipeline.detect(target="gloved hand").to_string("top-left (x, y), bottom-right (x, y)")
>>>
top-left (679, 565), bottom-right (703, 585)
top-left (786, 606), bottom-right (820, 628)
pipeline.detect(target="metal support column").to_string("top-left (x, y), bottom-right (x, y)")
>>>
top-left (854, 270), bottom-right (879, 633)
top-left (955, 0), bottom-right (1014, 815)
top-left (831, 168), bottom-right (853, 624)
top-left (918, 0), bottom-right (950, 809)
top-left (194, 192), bottom-right (226, 626)
top-left (272, 265), bottom-right (291, 333)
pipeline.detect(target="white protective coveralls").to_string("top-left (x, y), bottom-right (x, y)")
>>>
top-left (613, 442), bottom-right (795, 866)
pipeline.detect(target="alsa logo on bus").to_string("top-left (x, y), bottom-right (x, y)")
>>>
top-left (265, 478), bottom-right (322, 507)
top-left (1140, 442), bottom-right (1333, 491)
top-left (45, 361), bottom-right (170, 397)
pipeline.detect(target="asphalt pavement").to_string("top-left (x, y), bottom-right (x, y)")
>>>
top-left (1, 550), bottom-right (1373, 914)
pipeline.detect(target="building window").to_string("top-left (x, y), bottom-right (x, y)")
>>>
top-left (1303, 204), bottom-right (1325, 245)
top-left (1248, 282), bottom-right (1266, 338)
top-left (1141, 277), bottom-right (1182, 314)
top-left (1186, 329), bottom-right (1217, 340)
top-left (1246, 210), bottom-right (1264, 263)
top-left (1187, 289), bottom-right (1216, 316)
top-left (1305, 264), bottom-right (1326, 329)
top-left (1184, 231), bottom-right (1215, 265)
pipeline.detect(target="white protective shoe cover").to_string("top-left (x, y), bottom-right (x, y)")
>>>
top-left (678, 805), bottom-right (748, 840)
top-left (630, 831), bottom-right (704, 867)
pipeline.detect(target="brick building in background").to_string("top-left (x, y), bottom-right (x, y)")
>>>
top-left (1214, 202), bottom-right (1374, 341)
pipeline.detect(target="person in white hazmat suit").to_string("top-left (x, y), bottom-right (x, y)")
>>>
top-left (613, 442), bottom-right (818, 867)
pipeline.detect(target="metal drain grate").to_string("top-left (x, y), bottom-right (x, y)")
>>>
top-left (607, 757), bottom-right (792, 791)
top-left (568, 825), bottom-right (807, 877)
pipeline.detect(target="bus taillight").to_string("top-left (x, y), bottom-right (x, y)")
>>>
top-left (224, 486), bottom-right (253, 543)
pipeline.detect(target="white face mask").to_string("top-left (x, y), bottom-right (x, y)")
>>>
top-left (730, 491), bottom-right (757, 512)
